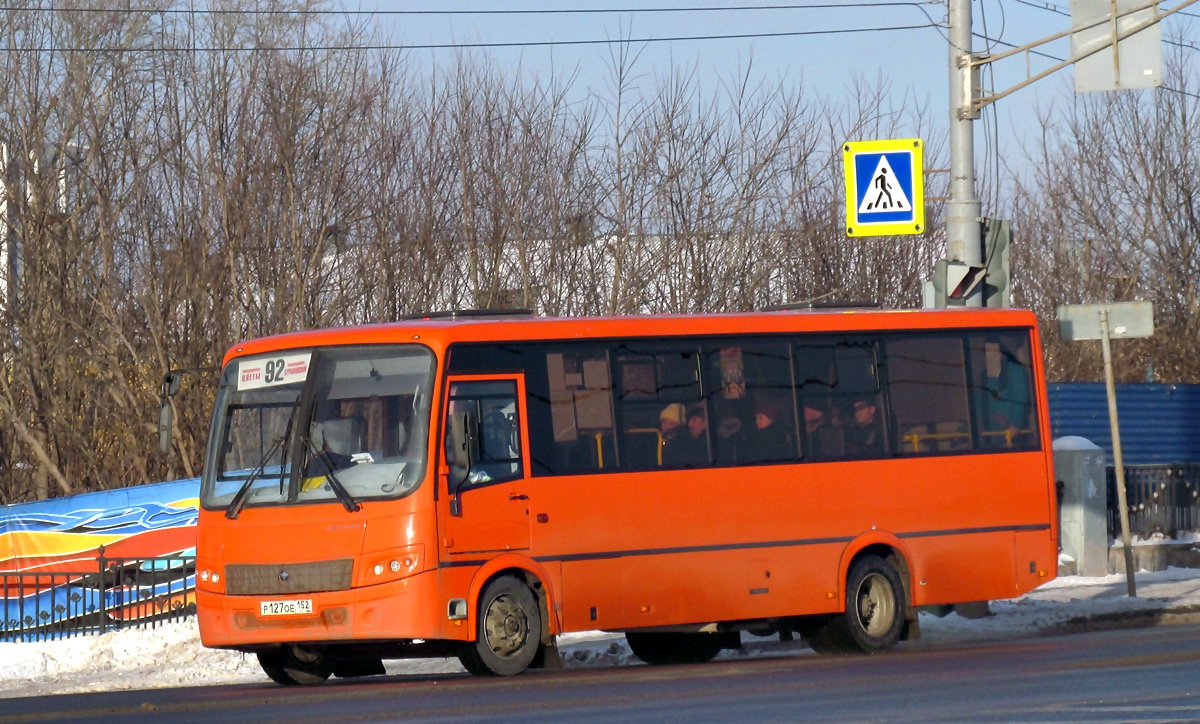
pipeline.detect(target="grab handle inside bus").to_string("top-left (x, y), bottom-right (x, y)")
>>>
top-left (448, 411), bottom-right (480, 503)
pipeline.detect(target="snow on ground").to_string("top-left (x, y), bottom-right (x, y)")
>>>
top-left (4, 567), bottom-right (1200, 699)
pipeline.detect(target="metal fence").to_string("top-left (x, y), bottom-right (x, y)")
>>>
top-left (1107, 464), bottom-right (1200, 541)
top-left (1, 547), bottom-right (196, 642)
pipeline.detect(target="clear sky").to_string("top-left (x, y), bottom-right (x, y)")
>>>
top-left (345, 0), bottom-right (1197, 212)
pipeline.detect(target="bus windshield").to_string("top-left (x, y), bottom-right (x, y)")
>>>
top-left (201, 345), bottom-right (435, 511)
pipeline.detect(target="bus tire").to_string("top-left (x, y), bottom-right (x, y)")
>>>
top-left (257, 646), bottom-right (333, 686)
top-left (626, 632), bottom-right (723, 666)
top-left (458, 575), bottom-right (541, 676)
top-left (804, 555), bottom-right (906, 655)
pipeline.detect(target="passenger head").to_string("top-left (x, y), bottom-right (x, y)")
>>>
top-left (803, 404), bottom-right (825, 431)
top-left (686, 405), bottom-right (708, 438)
top-left (852, 397), bottom-right (877, 426)
top-left (984, 338), bottom-right (1009, 378)
top-left (756, 399), bottom-right (779, 430)
top-left (660, 403), bottom-right (686, 435)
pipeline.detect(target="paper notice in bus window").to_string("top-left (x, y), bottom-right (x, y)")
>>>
top-left (574, 388), bottom-right (613, 429)
top-left (238, 352), bottom-right (312, 391)
top-left (550, 390), bottom-right (577, 442)
top-left (583, 359), bottom-right (610, 389)
top-left (547, 354), bottom-right (567, 391)
top-left (720, 347), bottom-right (745, 399)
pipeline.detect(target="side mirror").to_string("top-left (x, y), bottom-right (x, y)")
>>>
top-left (157, 399), bottom-right (174, 457)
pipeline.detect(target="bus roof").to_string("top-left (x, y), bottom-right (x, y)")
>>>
top-left (222, 307), bottom-right (1039, 367)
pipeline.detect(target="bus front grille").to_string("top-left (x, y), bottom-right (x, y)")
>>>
top-left (224, 559), bottom-right (355, 595)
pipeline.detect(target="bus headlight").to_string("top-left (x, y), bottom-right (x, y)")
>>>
top-left (360, 545), bottom-right (423, 585)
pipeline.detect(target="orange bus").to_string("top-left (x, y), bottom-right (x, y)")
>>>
top-left (191, 307), bottom-right (1058, 684)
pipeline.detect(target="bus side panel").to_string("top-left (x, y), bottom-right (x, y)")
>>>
top-left (905, 532), bottom-right (1017, 606)
top-left (531, 468), bottom-right (845, 632)
top-left (561, 560), bottom-right (623, 631)
top-left (1014, 529), bottom-right (1057, 595)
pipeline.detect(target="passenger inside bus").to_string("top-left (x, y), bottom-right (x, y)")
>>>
top-left (977, 337), bottom-right (1033, 447)
top-left (751, 398), bottom-right (794, 462)
top-left (844, 396), bottom-right (884, 457)
top-left (307, 402), bottom-right (364, 475)
top-left (660, 403), bottom-right (707, 467)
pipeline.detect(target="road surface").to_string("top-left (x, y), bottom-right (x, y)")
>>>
top-left (4, 624), bottom-right (1200, 722)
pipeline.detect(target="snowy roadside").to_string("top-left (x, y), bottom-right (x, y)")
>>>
top-left (4, 567), bottom-right (1200, 699)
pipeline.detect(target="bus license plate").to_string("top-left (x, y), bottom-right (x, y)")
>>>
top-left (260, 599), bottom-right (313, 616)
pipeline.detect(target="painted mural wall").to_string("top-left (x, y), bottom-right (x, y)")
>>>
top-left (1, 479), bottom-right (200, 636)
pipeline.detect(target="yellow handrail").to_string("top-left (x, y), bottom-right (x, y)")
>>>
top-left (627, 427), bottom-right (664, 466)
top-left (904, 428), bottom-right (1033, 451)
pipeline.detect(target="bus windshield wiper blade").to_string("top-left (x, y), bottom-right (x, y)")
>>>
top-left (225, 435), bottom-right (285, 520)
top-left (304, 435), bottom-right (362, 513)
top-left (277, 397), bottom-right (300, 495)
top-left (226, 397), bottom-right (301, 520)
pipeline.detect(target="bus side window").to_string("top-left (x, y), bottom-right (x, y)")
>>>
top-left (706, 341), bottom-right (798, 465)
top-left (796, 341), bottom-right (885, 460)
top-left (967, 332), bottom-right (1039, 451)
top-left (885, 335), bottom-right (973, 455)
top-left (614, 345), bottom-right (711, 470)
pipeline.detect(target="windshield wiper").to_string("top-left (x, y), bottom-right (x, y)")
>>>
top-left (226, 398), bottom-right (301, 520)
top-left (277, 398), bottom-right (300, 496)
top-left (303, 435), bottom-right (362, 513)
top-left (225, 435), bottom-right (286, 520)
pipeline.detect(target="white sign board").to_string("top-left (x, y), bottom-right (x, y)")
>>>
top-left (237, 352), bottom-right (312, 391)
top-left (1057, 301), bottom-right (1154, 341)
top-left (1071, 0), bottom-right (1161, 92)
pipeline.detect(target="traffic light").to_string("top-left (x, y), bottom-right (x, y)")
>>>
top-left (980, 217), bottom-right (1011, 308)
top-left (926, 218), bottom-right (1011, 309)
top-left (930, 259), bottom-right (986, 308)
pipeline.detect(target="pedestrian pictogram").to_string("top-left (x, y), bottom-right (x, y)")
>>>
top-left (859, 158), bottom-right (911, 213)
top-left (843, 138), bottom-right (924, 237)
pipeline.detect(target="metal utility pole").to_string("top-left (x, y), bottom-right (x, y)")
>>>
top-left (1099, 311), bottom-right (1137, 596)
top-left (947, 0), bottom-right (983, 307)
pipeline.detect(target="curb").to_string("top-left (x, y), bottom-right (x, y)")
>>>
top-left (1048, 604), bottom-right (1200, 635)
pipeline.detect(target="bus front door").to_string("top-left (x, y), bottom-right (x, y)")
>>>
top-left (441, 376), bottom-right (532, 555)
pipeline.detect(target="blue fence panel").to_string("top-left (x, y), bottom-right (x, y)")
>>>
top-left (1047, 383), bottom-right (1200, 465)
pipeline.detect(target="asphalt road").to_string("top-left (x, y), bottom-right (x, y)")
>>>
top-left (5, 625), bottom-right (1200, 723)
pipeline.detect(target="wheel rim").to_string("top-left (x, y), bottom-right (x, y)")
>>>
top-left (854, 572), bottom-right (897, 638)
top-left (483, 593), bottom-right (530, 659)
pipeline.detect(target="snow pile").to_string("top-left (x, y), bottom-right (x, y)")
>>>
top-left (3, 567), bottom-right (1200, 699)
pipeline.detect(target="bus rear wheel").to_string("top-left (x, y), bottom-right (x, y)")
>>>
top-left (626, 632), bottom-right (725, 666)
top-left (257, 645), bottom-right (333, 686)
top-left (803, 555), bottom-right (906, 655)
top-left (458, 575), bottom-right (541, 676)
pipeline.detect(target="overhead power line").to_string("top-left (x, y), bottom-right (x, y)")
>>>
top-left (1009, 0), bottom-right (1070, 17)
top-left (973, 31), bottom-right (1065, 61)
top-left (0, 1), bottom-right (946, 16)
top-left (0, 22), bottom-right (945, 53)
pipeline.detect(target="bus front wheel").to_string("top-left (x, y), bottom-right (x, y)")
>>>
top-left (257, 645), bottom-right (333, 686)
top-left (803, 555), bottom-right (906, 655)
top-left (459, 575), bottom-right (542, 676)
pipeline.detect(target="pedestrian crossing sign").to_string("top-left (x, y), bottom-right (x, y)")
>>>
top-left (843, 138), bottom-right (925, 237)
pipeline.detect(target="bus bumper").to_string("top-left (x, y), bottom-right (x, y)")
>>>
top-left (197, 569), bottom-right (462, 648)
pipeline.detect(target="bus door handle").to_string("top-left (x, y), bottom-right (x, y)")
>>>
top-left (509, 493), bottom-right (529, 501)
